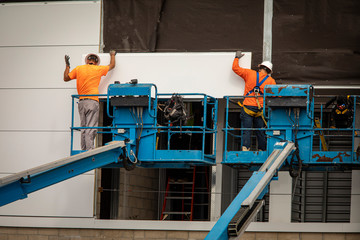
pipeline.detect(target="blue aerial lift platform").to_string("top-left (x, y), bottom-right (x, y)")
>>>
top-left (0, 81), bottom-right (218, 206)
top-left (0, 82), bottom-right (358, 240)
top-left (206, 84), bottom-right (359, 239)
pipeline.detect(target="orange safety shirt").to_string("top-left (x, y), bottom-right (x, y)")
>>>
top-left (232, 58), bottom-right (276, 107)
top-left (69, 64), bottom-right (109, 102)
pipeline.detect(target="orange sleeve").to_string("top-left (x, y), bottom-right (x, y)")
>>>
top-left (232, 58), bottom-right (251, 82)
top-left (100, 65), bottom-right (110, 76)
top-left (68, 67), bottom-right (78, 80)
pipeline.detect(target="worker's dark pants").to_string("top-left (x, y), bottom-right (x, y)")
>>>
top-left (240, 106), bottom-right (266, 151)
top-left (78, 99), bottom-right (99, 150)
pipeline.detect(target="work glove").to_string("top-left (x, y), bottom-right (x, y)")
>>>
top-left (65, 55), bottom-right (70, 67)
top-left (110, 50), bottom-right (116, 56)
top-left (235, 50), bottom-right (245, 59)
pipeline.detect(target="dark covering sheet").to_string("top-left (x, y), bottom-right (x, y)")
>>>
top-left (273, 0), bottom-right (360, 85)
top-left (103, 0), bottom-right (264, 67)
top-left (103, 0), bottom-right (360, 85)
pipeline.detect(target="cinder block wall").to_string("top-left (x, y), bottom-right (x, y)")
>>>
top-left (118, 168), bottom-right (160, 220)
top-left (1, 228), bottom-right (360, 240)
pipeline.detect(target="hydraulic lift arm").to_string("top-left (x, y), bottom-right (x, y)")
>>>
top-left (0, 141), bottom-right (124, 207)
top-left (205, 141), bottom-right (295, 240)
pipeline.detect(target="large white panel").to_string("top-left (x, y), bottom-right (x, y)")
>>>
top-left (0, 2), bottom-right (100, 46)
top-left (94, 52), bottom-right (250, 98)
top-left (0, 46), bottom-right (99, 89)
top-left (0, 173), bottom-right (95, 217)
top-left (0, 89), bottom-right (79, 131)
top-left (0, 131), bottom-right (73, 173)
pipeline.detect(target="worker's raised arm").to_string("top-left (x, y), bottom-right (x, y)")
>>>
top-left (63, 55), bottom-right (71, 82)
top-left (232, 51), bottom-right (248, 79)
top-left (108, 50), bottom-right (116, 71)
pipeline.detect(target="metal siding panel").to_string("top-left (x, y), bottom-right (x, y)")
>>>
top-left (0, 2), bottom-right (100, 46)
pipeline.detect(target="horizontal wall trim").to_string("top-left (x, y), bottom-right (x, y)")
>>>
top-left (0, 217), bottom-right (359, 233)
top-left (0, 88), bottom-right (76, 90)
top-left (0, 45), bottom-right (98, 48)
top-left (0, 130), bottom-right (70, 133)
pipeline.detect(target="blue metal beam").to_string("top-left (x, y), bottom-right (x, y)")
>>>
top-left (0, 142), bottom-right (123, 207)
top-left (206, 142), bottom-right (295, 239)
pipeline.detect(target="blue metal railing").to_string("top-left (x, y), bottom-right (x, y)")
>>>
top-left (222, 92), bottom-right (360, 165)
top-left (70, 90), bottom-right (218, 163)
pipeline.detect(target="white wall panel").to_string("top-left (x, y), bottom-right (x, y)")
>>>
top-left (0, 131), bottom-right (73, 173)
top-left (0, 1), bottom-right (99, 220)
top-left (0, 173), bottom-right (94, 217)
top-left (0, 89), bottom-right (79, 131)
top-left (269, 172), bottom-right (292, 223)
top-left (0, 46), bottom-right (99, 89)
top-left (95, 52), bottom-right (251, 98)
top-left (0, 2), bottom-right (100, 46)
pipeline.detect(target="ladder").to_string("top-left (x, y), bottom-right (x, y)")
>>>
top-left (161, 166), bottom-right (209, 221)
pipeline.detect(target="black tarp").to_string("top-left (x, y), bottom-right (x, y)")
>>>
top-left (103, 0), bottom-right (264, 67)
top-left (272, 0), bottom-right (360, 85)
top-left (103, 0), bottom-right (360, 86)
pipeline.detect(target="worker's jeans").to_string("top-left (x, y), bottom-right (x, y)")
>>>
top-left (240, 106), bottom-right (266, 151)
top-left (78, 99), bottom-right (99, 150)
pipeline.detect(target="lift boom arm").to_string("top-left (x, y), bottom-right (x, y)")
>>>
top-left (0, 141), bottom-right (124, 207)
top-left (205, 141), bottom-right (295, 240)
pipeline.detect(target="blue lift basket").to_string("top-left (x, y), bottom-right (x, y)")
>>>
top-left (70, 82), bottom-right (219, 169)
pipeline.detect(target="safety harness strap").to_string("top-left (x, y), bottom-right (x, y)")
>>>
top-left (246, 72), bottom-right (269, 96)
top-left (237, 101), bottom-right (267, 126)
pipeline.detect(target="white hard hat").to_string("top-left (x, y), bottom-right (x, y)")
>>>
top-left (85, 53), bottom-right (100, 65)
top-left (260, 61), bottom-right (273, 73)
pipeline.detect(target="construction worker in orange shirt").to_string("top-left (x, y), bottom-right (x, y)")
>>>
top-left (63, 51), bottom-right (116, 150)
top-left (232, 51), bottom-right (276, 151)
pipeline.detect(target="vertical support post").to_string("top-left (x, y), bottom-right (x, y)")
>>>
top-left (263, 0), bottom-right (273, 62)
top-left (350, 170), bottom-right (360, 223)
top-left (210, 99), bottom-right (226, 221)
top-left (269, 171), bottom-right (292, 223)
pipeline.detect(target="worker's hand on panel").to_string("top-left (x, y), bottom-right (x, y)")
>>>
top-left (235, 50), bottom-right (244, 59)
top-left (110, 50), bottom-right (116, 56)
top-left (65, 55), bottom-right (70, 67)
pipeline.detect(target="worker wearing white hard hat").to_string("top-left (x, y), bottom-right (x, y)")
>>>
top-left (63, 50), bottom-right (116, 150)
top-left (85, 53), bottom-right (101, 65)
top-left (259, 61), bottom-right (273, 73)
top-left (232, 51), bottom-right (276, 151)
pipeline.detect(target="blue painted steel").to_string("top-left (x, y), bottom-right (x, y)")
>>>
top-left (69, 83), bottom-right (218, 167)
top-left (205, 171), bottom-right (267, 240)
top-left (222, 85), bottom-right (360, 166)
top-left (68, 83), bottom-right (218, 167)
top-left (207, 141), bottom-right (295, 240)
top-left (0, 147), bottom-right (121, 207)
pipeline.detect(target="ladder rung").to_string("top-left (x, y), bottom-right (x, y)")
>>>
top-left (169, 181), bottom-right (193, 185)
top-left (163, 211), bottom-right (191, 215)
top-left (184, 203), bottom-right (209, 206)
top-left (166, 196), bottom-right (193, 200)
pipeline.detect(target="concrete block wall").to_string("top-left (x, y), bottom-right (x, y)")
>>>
top-left (1, 228), bottom-right (360, 240)
top-left (118, 168), bottom-right (159, 220)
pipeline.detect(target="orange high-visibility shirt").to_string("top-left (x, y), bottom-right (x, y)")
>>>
top-left (232, 58), bottom-right (276, 107)
top-left (69, 64), bottom-right (109, 102)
